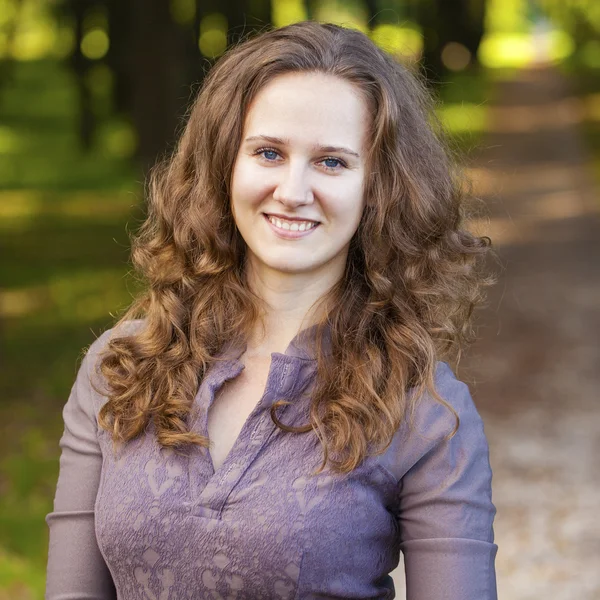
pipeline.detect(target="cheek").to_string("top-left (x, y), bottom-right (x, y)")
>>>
top-left (231, 160), bottom-right (272, 209)
top-left (325, 181), bottom-right (365, 228)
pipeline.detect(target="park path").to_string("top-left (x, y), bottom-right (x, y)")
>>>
top-left (391, 67), bottom-right (600, 598)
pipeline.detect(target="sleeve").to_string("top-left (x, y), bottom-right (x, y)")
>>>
top-left (397, 363), bottom-right (498, 600)
top-left (45, 331), bottom-right (117, 600)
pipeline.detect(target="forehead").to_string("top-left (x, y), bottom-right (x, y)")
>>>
top-left (242, 72), bottom-right (370, 149)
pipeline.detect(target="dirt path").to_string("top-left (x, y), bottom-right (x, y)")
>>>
top-left (392, 67), bottom-right (600, 598)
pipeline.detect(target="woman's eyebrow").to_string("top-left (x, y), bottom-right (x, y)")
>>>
top-left (244, 135), bottom-right (360, 158)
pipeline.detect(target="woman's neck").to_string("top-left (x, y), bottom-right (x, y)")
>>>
top-left (244, 258), bottom-right (341, 357)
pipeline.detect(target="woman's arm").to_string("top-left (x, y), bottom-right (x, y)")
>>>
top-left (397, 364), bottom-right (498, 600)
top-left (45, 333), bottom-right (116, 599)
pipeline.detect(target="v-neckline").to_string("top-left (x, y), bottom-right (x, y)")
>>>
top-left (205, 359), bottom-right (270, 474)
top-left (200, 327), bottom-right (322, 477)
top-left (185, 326), bottom-right (325, 519)
top-left (189, 353), bottom-right (303, 519)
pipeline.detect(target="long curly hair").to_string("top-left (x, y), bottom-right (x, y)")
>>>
top-left (98, 21), bottom-right (491, 474)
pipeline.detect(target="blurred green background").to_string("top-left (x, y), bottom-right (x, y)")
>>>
top-left (1, 0), bottom-right (599, 598)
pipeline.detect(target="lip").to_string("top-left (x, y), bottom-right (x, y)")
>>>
top-left (263, 212), bottom-right (320, 223)
top-left (263, 213), bottom-right (320, 239)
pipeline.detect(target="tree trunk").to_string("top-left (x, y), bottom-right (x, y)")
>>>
top-left (128, 0), bottom-right (189, 170)
top-left (69, 0), bottom-right (95, 150)
top-left (105, 0), bottom-right (133, 116)
top-left (418, 0), bottom-right (486, 85)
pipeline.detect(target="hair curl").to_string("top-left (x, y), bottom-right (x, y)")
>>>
top-left (98, 21), bottom-right (492, 474)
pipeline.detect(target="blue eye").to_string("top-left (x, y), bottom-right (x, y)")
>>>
top-left (261, 149), bottom-right (279, 161)
top-left (322, 157), bottom-right (344, 170)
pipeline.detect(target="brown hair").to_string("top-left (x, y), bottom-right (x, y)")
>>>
top-left (98, 21), bottom-right (491, 474)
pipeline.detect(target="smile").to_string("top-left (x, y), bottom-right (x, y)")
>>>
top-left (265, 215), bottom-right (318, 232)
top-left (263, 213), bottom-right (320, 239)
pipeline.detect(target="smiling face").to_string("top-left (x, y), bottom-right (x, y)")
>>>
top-left (230, 71), bottom-right (370, 282)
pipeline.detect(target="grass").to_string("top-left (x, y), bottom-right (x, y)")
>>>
top-left (0, 58), bottom-right (491, 598)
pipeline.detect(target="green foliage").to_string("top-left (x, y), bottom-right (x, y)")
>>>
top-left (0, 61), bottom-right (136, 189)
top-left (0, 57), bottom-right (140, 597)
top-left (272, 0), bottom-right (307, 27)
top-left (0, 0), bottom-right (73, 60)
top-left (485, 0), bottom-right (531, 34)
top-left (199, 13), bottom-right (228, 57)
top-left (170, 0), bottom-right (196, 26)
top-left (540, 0), bottom-right (600, 35)
top-left (435, 69), bottom-right (492, 157)
top-left (0, 427), bottom-right (56, 599)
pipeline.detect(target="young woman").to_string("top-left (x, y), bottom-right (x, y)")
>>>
top-left (46, 21), bottom-right (497, 600)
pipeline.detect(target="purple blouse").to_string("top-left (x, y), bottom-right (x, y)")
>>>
top-left (45, 321), bottom-right (497, 599)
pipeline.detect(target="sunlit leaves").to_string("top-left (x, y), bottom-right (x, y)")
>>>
top-left (371, 23), bottom-right (423, 62)
top-left (199, 13), bottom-right (228, 58)
top-left (170, 0), bottom-right (196, 26)
top-left (272, 0), bottom-right (307, 27)
top-left (312, 0), bottom-right (368, 32)
top-left (80, 28), bottom-right (109, 60)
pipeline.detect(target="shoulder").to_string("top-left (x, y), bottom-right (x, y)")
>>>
top-left (85, 319), bottom-right (146, 362)
top-left (415, 361), bottom-right (482, 437)
top-left (80, 319), bottom-right (146, 401)
top-left (61, 320), bottom-right (147, 437)
top-left (377, 361), bottom-right (487, 482)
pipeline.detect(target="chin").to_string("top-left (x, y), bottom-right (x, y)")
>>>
top-left (268, 261), bottom-right (316, 274)
top-left (254, 254), bottom-right (316, 273)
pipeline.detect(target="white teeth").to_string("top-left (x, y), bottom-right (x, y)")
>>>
top-left (267, 215), bottom-right (317, 232)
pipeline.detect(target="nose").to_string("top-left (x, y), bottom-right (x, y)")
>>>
top-left (272, 163), bottom-right (314, 207)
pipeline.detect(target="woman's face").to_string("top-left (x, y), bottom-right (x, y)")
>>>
top-left (230, 71), bottom-right (370, 279)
